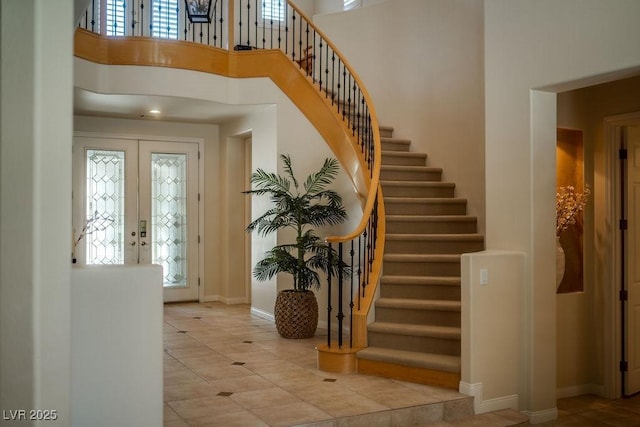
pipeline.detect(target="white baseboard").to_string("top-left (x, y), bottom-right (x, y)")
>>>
top-left (250, 306), bottom-right (274, 322)
top-left (459, 382), bottom-right (519, 414)
top-left (556, 384), bottom-right (604, 399)
top-left (523, 407), bottom-right (558, 424)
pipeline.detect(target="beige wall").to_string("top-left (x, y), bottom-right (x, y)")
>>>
top-left (556, 75), bottom-right (640, 397)
top-left (1, 0), bottom-right (74, 423)
top-left (484, 0), bottom-right (640, 422)
top-left (313, 0), bottom-right (486, 234)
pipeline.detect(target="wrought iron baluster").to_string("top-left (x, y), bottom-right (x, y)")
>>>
top-left (358, 234), bottom-right (363, 303)
top-left (324, 44), bottom-right (329, 98)
top-left (349, 241), bottom-right (354, 348)
top-left (291, 10), bottom-right (297, 63)
top-left (91, 0), bottom-right (96, 31)
top-left (140, 1), bottom-right (145, 37)
top-left (331, 51), bottom-right (336, 104)
top-left (318, 39), bottom-right (323, 92)
top-left (246, 0), bottom-right (250, 46)
top-left (312, 31), bottom-right (317, 82)
top-left (278, 0), bottom-right (282, 49)
top-left (254, 0), bottom-right (258, 48)
top-left (337, 242), bottom-right (344, 349)
top-left (284, 3), bottom-right (288, 54)
top-left (327, 242), bottom-right (333, 347)
top-left (261, 1), bottom-right (266, 48)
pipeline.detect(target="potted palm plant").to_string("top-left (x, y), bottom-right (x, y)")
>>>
top-left (245, 154), bottom-right (349, 338)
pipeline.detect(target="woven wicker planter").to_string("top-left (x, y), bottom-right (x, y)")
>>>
top-left (274, 290), bottom-right (318, 339)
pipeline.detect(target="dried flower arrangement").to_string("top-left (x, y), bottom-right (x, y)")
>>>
top-left (72, 211), bottom-right (114, 260)
top-left (556, 185), bottom-right (590, 236)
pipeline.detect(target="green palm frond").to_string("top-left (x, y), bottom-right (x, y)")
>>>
top-left (281, 154), bottom-right (299, 191)
top-left (245, 168), bottom-right (291, 195)
top-left (303, 157), bottom-right (340, 195)
top-left (245, 155), bottom-right (349, 291)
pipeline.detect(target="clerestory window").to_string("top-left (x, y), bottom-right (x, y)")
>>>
top-left (344, 0), bottom-right (361, 11)
top-left (262, 0), bottom-right (285, 23)
top-left (106, 0), bottom-right (126, 36)
top-left (151, 0), bottom-right (179, 39)
top-left (102, 0), bottom-right (179, 39)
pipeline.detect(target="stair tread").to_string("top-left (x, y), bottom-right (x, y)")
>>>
top-left (384, 254), bottom-right (461, 262)
top-left (386, 233), bottom-right (483, 241)
top-left (358, 347), bottom-right (461, 373)
top-left (369, 321), bottom-right (461, 338)
top-left (387, 215), bottom-right (477, 222)
top-left (381, 137), bottom-right (411, 144)
top-left (382, 180), bottom-right (454, 187)
top-left (384, 197), bottom-right (467, 204)
top-left (376, 297), bottom-right (461, 311)
top-left (381, 165), bottom-right (442, 172)
top-left (382, 151), bottom-right (426, 157)
top-left (381, 276), bottom-right (461, 285)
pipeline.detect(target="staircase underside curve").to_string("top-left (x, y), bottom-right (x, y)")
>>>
top-left (74, 29), bottom-right (370, 199)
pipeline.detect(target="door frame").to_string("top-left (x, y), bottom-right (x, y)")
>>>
top-left (73, 131), bottom-right (205, 303)
top-left (603, 112), bottom-right (640, 398)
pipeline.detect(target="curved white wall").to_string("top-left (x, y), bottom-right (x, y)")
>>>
top-left (313, 0), bottom-right (486, 234)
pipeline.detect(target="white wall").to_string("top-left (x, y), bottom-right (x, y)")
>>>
top-left (313, 0), bottom-right (486, 234)
top-left (0, 0), bottom-right (73, 424)
top-left (71, 265), bottom-right (163, 426)
top-left (484, 0), bottom-right (640, 422)
top-left (461, 250), bottom-right (526, 414)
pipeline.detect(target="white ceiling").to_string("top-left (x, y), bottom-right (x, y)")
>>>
top-left (74, 88), bottom-right (267, 124)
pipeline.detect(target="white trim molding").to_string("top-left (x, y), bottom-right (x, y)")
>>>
top-left (251, 306), bottom-right (275, 322)
top-left (459, 382), bottom-right (520, 415)
top-left (523, 407), bottom-right (558, 424)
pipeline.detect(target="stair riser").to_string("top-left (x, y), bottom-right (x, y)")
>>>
top-left (381, 142), bottom-right (410, 152)
top-left (384, 202), bottom-right (467, 216)
top-left (383, 260), bottom-right (460, 276)
top-left (382, 185), bottom-right (454, 198)
top-left (376, 307), bottom-right (461, 327)
top-left (368, 332), bottom-right (461, 356)
top-left (385, 239), bottom-right (484, 255)
top-left (386, 221), bottom-right (477, 234)
top-left (379, 128), bottom-right (394, 138)
top-left (381, 155), bottom-right (427, 167)
top-left (380, 284), bottom-right (461, 301)
top-left (381, 170), bottom-right (442, 181)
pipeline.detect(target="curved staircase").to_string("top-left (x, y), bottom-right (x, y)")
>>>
top-left (357, 126), bottom-right (484, 389)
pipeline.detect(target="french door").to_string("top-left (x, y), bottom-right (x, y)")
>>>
top-left (73, 136), bottom-right (200, 302)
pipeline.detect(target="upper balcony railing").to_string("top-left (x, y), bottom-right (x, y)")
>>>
top-left (78, 0), bottom-right (383, 354)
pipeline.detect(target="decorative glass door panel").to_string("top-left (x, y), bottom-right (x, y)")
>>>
top-left (85, 149), bottom-right (126, 264)
top-left (151, 153), bottom-right (188, 287)
top-left (73, 136), bottom-right (199, 302)
top-left (139, 140), bottom-right (199, 302)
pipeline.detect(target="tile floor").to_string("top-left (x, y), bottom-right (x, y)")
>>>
top-left (162, 302), bottom-right (640, 427)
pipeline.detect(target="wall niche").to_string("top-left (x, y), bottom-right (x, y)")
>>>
top-left (556, 128), bottom-right (585, 294)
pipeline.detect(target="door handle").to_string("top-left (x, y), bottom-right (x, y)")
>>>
top-left (140, 241), bottom-right (147, 246)
top-left (130, 241), bottom-right (137, 246)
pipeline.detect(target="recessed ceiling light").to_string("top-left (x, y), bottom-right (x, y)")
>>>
top-left (148, 109), bottom-right (161, 114)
